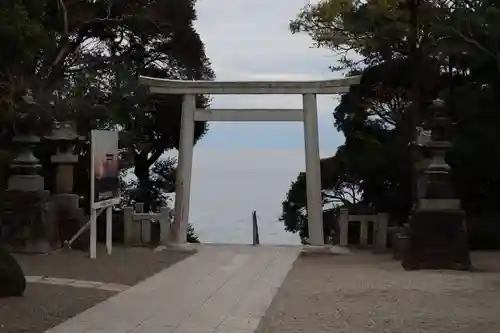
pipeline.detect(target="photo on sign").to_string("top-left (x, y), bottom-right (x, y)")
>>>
top-left (91, 130), bottom-right (119, 204)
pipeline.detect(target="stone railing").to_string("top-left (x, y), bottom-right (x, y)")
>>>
top-left (123, 203), bottom-right (172, 246)
top-left (339, 208), bottom-right (389, 252)
top-left (390, 225), bottom-right (410, 260)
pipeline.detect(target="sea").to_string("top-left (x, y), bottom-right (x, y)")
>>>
top-left (174, 148), bottom-right (307, 245)
top-left (124, 148), bottom-right (330, 245)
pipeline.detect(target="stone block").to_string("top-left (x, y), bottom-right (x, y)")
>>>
top-left (402, 209), bottom-right (471, 270)
top-left (1, 190), bottom-right (60, 253)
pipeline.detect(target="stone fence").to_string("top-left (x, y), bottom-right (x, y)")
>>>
top-left (339, 208), bottom-right (389, 252)
top-left (123, 203), bottom-right (172, 246)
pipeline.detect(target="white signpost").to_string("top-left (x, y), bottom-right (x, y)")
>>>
top-left (90, 130), bottom-right (120, 259)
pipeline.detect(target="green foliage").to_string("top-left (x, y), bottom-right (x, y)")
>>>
top-left (280, 172), bottom-right (307, 237)
top-left (0, 0), bottom-right (209, 243)
top-left (187, 223), bottom-right (200, 244)
top-left (280, 154), bottom-right (362, 243)
top-left (283, 0), bottom-right (500, 247)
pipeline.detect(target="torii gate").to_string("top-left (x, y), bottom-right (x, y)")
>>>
top-left (139, 75), bottom-right (360, 246)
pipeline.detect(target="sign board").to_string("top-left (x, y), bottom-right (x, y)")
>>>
top-left (90, 130), bottom-right (120, 209)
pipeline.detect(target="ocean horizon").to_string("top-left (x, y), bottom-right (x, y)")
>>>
top-left (155, 147), bottom-right (328, 245)
top-left (126, 148), bottom-right (336, 245)
top-left (189, 148), bottom-right (306, 245)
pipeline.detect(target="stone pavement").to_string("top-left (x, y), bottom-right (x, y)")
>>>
top-left (45, 244), bottom-right (301, 333)
top-left (26, 276), bottom-right (130, 292)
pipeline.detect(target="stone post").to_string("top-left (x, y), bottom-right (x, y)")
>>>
top-left (123, 207), bottom-right (136, 245)
top-left (360, 220), bottom-right (369, 246)
top-left (375, 213), bottom-right (389, 252)
top-left (159, 207), bottom-right (171, 245)
top-left (135, 203), bottom-right (151, 244)
top-left (339, 208), bottom-right (349, 246)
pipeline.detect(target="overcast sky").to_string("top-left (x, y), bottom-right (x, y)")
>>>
top-left (194, 0), bottom-right (344, 151)
top-left (182, 0), bottom-right (344, 244)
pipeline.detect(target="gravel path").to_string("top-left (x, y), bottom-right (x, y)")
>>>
top-left (14, 245), bottom-right (193, 285)
top-left (0, 246), bottom-right (193, 333)
top-left (0, 284), bottom-right (114, 333)
top-left (256, 251), bottom-right (500, 333)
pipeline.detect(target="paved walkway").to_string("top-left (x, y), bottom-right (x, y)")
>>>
top-left (45, 245), bottom-right (300, 333)
top-left (26, 276), bottom-right (130, 292)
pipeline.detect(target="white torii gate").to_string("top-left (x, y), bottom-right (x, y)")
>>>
top-left (139, 75), bottom-right (360, 246)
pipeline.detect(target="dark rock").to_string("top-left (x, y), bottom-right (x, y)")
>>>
top-left (0, 246), bottom-right (26, 297)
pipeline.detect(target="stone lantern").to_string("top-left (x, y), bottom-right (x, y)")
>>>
top-left (8, 114), bottom-right (44, 192)
top-left (45, 121), bottom-right (82, 196)
top-left (1, 108), bottom-right (58, 252)
top-left (402, 99), bottom-right (471, 270)
top-left (45, 121), bottom-right (87, 250)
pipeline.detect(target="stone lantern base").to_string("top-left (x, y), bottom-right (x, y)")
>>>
top-left (402, 208), bottom-right (471, 270)
top-left (1, 190), bottom-right (60, 253)
top-left (51, 193), bottom-right (89, 251)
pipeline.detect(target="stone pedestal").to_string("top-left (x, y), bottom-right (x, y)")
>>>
top-left (1, 125), bottom-right (60, 252)
top-left (403, 209), bottom-right (470, 270)
top-left (51, 193), bottom-right (88, 251)
top-left (1, 190), bottom-right (59, 253)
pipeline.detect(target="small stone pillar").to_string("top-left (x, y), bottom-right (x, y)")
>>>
top-left (374, 213), bottom-right (389, 253)
top-left (136, 203), bottom-right (151, 244)
top-left (339, 208), bottom-right (349, 246)
top-left (123, 203), bottom-right (151, 246)
top-left (360, 220), bottom-right (369, 246)
top-left (402, 99), bottom-right (471, 270)
top-left (123, 207), bottom-right (137, 245)
top-left (159, 207), bottom-right (171, 245)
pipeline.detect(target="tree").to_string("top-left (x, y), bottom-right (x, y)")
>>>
top-left (0, 1), bottom-right (211, 242)
top-left (280, 152), bottom-right (361, 244)
top-left (280, 60), bottom-right (438, 242)
top-left (87, 0), bottom-right (214, 212)
top-left (282, 0), bottom-right (500, 247)
top-left (82, 0), bottom-right (212, 239)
